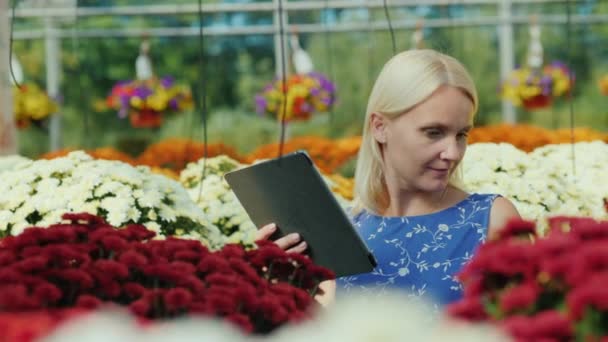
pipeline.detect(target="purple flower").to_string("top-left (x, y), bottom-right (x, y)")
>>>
top-left (134, 86), bottom-right (153, 99)
top-left (168, 98), bottom-right (179, 110)
top-left (299, 102), bottom-right (312, 113)
top-left (161, 76), bottom-right (174, 88)
top-left (255, 95), bottom-right (267, 115)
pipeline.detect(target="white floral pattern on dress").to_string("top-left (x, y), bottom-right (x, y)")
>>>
top-left (337, 193), bottom-right (498, 309)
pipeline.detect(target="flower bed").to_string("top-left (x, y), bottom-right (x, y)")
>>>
top-left (0, 212), bottom-right (334, 338)
top-left (462, 142), bottom-right (608, 234)
top-left (180, 156), bottom-right (257, 246)
top-left (448, 216), bottom-right (608, 341)
top-left (0, 151), bottom-right (223, 248)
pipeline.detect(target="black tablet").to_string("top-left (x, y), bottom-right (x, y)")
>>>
top-left (224, 150), bottom-right (376, 278)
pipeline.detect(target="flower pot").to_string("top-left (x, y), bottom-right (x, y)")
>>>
top-left (522, 94), bottom-right (552, 111)
top-left (129, 109), bottom-right (163, 128)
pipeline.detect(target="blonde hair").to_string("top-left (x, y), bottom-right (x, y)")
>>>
top-left (353, 49), bottom-right (478, 215)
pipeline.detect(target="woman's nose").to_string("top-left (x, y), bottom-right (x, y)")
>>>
top-left (440, 140), bottom-right (462, 161)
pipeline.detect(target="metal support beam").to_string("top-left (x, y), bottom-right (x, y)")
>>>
top-left (499, 0), bottom-right (516, 123)
top-left (13, 14), bottom-right (608, 39)
top-left (8, 0), bottom-right (584, 18)
top-left (45, 18), bottom-right (62, 151)
top-left (0, 1), bottom-right (18, 155)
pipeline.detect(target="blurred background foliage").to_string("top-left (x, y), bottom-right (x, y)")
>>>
top-left (10, 0), bottom-right (608, 158)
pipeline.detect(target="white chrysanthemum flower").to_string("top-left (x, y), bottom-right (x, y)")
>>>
top-left (43, 310), bottom-right (247, 342)
top-left (0, 155), bottom-right (31, 174)
top-left (0, 151), bottom-right (224, 248)
top-left (463, 142), bottom-right (608, 235)
top-left (0, 210), bottom-right (13, 231)
top-left (269, 290), bottom-right (508, 342)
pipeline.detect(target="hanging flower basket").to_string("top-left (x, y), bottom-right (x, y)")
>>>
top-left (500, 61), bottom-right (573, 111)
top-left (255, 72), bottom-right (336, 122)
top-left (12, 83), bottom-right (58, 129)
top-left (106, 76), bottom-right (194, 129)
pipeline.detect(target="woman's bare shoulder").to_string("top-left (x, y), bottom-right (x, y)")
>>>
top-left (488, 196), bottom-right (521, 240)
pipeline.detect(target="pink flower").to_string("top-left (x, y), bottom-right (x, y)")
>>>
top-left (13, 256), bottom-right (49, 273)
top-left (500, 315), bottom-right (535, 340)
top-left (129, 298), bottom-right (151, 317)
top-left (528, 310), bottom-right (572, 340)
top-left (175, 275), bottom-right (206, 294)
top-left (206, 289), bottom-right (239, 315)
top-left (93, 260), bottom-right (130, 280)
top-left (99, 235), bottom-right (129, 252)
top-left (499, 281), bottom-right (540, 314)
top-left (206, 273), bottom-right (240, 288)
top-left (123, 282), bottom-right (147, 300)
top-left (119, 224), bottom-right (157, 241)
top-left (219, 244), bottom-right (246, 259)
top-left (226, 313), bottom-right (253, 333)
top-left (0, 284), bottom-right (38, 310)
top-left (447, 296), bottom-right (488, 321)
top-left (228, 259), bottom-right (265, 286)
top-left (567, 275), bottom-right (608, 320)
top-left (172, 250), bottom-right (202, 263)
top-left (163, 287), bottom-right (193, 313)
top-left (75, 295), bottom-right (102, 309)
top-left (0, 251), bottom-right (17, 266)
top-left (168, 261), bottom-right (196, 275)
top-left (497, 218), bottom-right (537, 240)
top-left (118, 250), bottom-right (148, 268)
top-left (33, 283), bottom-right (62, 305)
top-left (48, 269), bottom-right (95, 290)
top-left (197, 255), bottom-right (230, 274)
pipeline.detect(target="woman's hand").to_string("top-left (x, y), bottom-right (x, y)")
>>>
top-left (257, 223), bottom-right (335, 306)
top-left (256, 223), bottom-right (308, 254)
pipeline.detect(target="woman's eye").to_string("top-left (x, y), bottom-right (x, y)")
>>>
top-left (457, 132), bottom-right (469, 140)
top-left (425, 130), bottom-right (443, 138)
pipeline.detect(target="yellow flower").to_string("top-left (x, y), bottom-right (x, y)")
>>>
top-left (130, 97), bottom-right (143, 109)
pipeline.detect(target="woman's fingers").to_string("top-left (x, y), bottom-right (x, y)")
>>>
top-left (256, 224), bottom-right (307, 254)
top-left (256, 223), bottom-right (277, 241)
top-left (274, 233), bottom-right (302, 250)
top-left (286, 241), bottom-right (308, 254)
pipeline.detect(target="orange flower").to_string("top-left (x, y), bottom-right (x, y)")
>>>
top-left (39, 148), bottom-right (136, 165)
top-left (325, 173), bottom-right (355, 200)
top-left (468, 124), bottom-right (608, 152)
top-left (468, 124), bottom-right (556, 152)
top-left (137, 138), bottom-right (244, 172)
top-left (246, 136), bottom-right (359, 174)
top-left (39, 149), bottom-right (74, 160)
top-left (149, 167), bottom-right (180, 180)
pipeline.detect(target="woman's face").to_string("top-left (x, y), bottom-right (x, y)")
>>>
top-left (373, 85), bottom-right (474, 193)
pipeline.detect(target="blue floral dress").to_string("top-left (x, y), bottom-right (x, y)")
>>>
top-left (337, 193), bottom-right (498, 308)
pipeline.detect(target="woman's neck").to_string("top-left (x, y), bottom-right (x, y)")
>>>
top-left (382, 186), bottom-right (464, 217)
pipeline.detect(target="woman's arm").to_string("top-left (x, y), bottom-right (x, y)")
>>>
top-left (487, 196), bottom-right (521, 240)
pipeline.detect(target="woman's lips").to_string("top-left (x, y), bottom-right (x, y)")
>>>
top-left (428, 167), bottom-right (449, 176)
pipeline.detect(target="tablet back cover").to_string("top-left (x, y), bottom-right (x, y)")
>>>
top-left (224, 151), bottom-right (376, 278)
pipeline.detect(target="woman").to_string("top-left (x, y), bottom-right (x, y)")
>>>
top-left (258, 49), bottom-right (520, 307)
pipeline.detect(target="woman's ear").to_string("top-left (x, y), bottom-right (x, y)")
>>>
top-left (370, 112), bottom-right (387, 144)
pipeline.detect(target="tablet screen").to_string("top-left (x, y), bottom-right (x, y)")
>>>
top-left (224, 151), bottom-right (376, 278)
